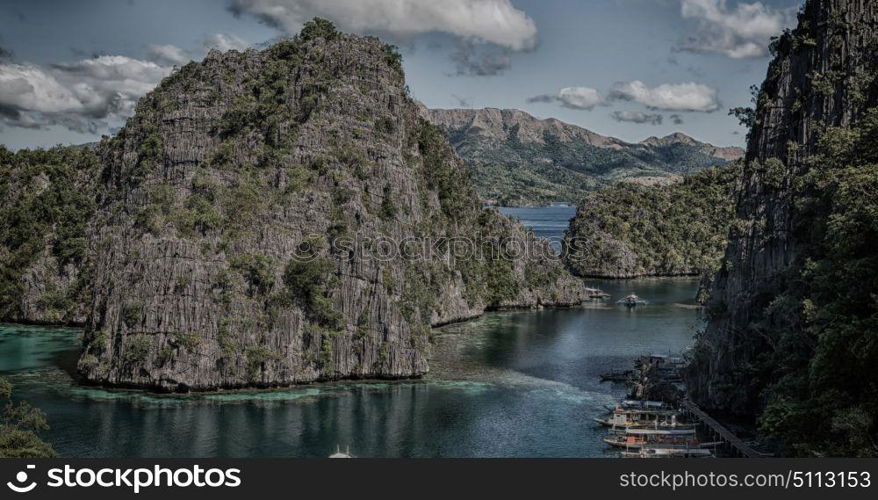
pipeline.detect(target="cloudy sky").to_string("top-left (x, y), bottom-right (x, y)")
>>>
top-left (0, 0), bottom-right (802, 149)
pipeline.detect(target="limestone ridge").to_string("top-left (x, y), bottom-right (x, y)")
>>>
top-left (689, 0), bottom-right (878, 414)
top-left (421, 106), bottom-right (743, 206)
top-left (75, 22), bottom-right (589, 391)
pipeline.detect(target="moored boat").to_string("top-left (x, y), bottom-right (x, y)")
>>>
top-left (594, 411), bottom-right (691, 430)
top-left (328, 445), bottom-right (354, 458)
top-left (622, 446), bottom-right (714, 458)
top-left (617, 294), bottom-right (647, 307)
top-left (618, 399), bottom-right (671, 410)
top-left (624, 428), bottom-right (696, 437)
top-left (602, 434), bottom-right (700, 450)
top-left (603, 427), bottom-right (700, 450)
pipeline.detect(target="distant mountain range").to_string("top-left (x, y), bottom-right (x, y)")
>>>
top-left (421, 107), bottom-right (743, 206)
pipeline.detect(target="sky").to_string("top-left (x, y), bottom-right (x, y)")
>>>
top-left (0, 0), bottom-right (804, 150)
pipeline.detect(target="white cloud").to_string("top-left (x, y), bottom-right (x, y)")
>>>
top-left (528, 86), bottom-right (603, 110)
top-left (609, 80), bottom-right (719, 112)
top-left (146, 44), bottom-right (191, 66)
top-left (679, 0), bottom-right (794, 59)
top-left (1, 31), bottom-right (254, 135)
top-left (0, 64), bottom-right (82, 115)
top-left (229, 0), bottom-right (538, 51)
top-left (557, 87), bottom-right (603, 110)
top-left (0, 56), bottom-right (171, 133)
top-left (204, 33), bottom-right (250, 52)
top-left (147, 36), bottom-right (249, 70)
top-left (723, 41), bottom-right (765, 59)
top-left (611, 110), bottom-right (663, 125)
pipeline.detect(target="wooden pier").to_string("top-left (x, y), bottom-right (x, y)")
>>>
top-left (680, 399), bottom-right (772, 458)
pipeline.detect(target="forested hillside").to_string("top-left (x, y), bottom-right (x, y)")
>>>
top-left (563, 164), bottom-right (740, 279)
top-left (423, 107), bottom-right (742, 206)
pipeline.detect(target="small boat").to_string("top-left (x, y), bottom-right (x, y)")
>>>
top-left (605, 400), bottom-right (674, 412)
top-left (604, 424), bottom-right (698, 434)
top-left (619, 400), bottom-right (672, 410)
top-left (622, 446), bottom-right (714, 458)
top-left (603, 427), bottom-right (701, 450)
top-left (617, 294), bottom-right (647, 307)
top-left (603, 408), bottom-right (681, 421)
top-left (601, 421), bottom-right (696, 433)
top-left (594, 411), bottom-right (690, 429)
top-left (624, 428), bottom-right (697, 437)
top-left (328, 445), bottom-right (354, 458)
top-left (602, 434), bottom-right (701, 450)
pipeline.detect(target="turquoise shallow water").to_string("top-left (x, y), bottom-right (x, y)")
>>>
top-left (1, 207), bottom-right (702, 458)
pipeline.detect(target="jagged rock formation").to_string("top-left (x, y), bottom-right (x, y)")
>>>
top-left (688, 0), bottom-right (878, 454)
top-left (422, 107), bottom-right (742, 206)
top-left (563, 164), bottom-right (740, 279)
top-left (0, 146), bottom-right (100, 325)
top-left (74, 22), bottom-right (590, 391)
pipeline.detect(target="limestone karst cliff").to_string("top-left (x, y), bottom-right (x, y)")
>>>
top-left (688, 0), bottom-right (878, 455)
top-left (70, 21), bottom-right (590, 391)
top-left (0, 146), bottom-right (99, 325)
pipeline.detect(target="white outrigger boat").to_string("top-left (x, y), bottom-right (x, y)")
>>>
top-left (618, 400), bottom-right (671, 410)
top-left (594, 409), bottom-right (692, 430)
top-left (624, 428), bottom-right (698, 437)
top-left (602, 400), bottom-right (674, 413)
top-left (604, 428), bottom-right (722, 451)
top-left (617, 293), bottom-right (648, 307)
top-left (622, 446), bottom-right (714, 458)
top-left (328, 445), bottom-right (354, 458)
top-left (595, 400), bottom-right (681, 427)
top-left (603, 428), bottom-right (697, 450)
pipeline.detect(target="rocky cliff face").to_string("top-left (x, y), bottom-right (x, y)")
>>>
top-left (689, 0), bottom-right (878, 414)
top-left (0, 146), bottom-right (100, 325)
top-left (422, 107), bottom-right (742, 206)
top-left (75, 24), bottom-right (589, 391)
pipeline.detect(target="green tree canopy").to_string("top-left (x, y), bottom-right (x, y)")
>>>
top-left (0, 378), bottom-right (56, 458)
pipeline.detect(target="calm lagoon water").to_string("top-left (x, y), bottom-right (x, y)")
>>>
top-left (1, 207), bottom-right (702, 458)
top-left (498, 204), bottom-right (576, 244)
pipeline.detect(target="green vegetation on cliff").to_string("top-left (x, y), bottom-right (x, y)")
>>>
top-left (0, 379), bottom-right (55, 458)
top-left (563, 164), bottom-right (740, 279)
top-left (717, 112), bottom-right (878, 457)
top-left (0, 146), bottom-right (99, 323)
top-left (689, 0), bottom-right (878, 457)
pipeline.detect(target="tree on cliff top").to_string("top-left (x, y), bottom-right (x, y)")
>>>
top-left (298, 18), bottom-right (340, 42)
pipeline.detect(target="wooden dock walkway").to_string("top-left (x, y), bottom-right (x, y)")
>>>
top-left (680, 399), bottom-right (771, 458)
